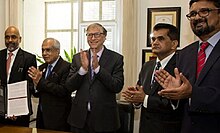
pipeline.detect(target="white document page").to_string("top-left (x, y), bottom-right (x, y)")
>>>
top-left (7, 80), bottom-right (29, 117)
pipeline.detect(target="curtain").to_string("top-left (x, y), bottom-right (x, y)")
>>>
top-left (121, 0), bottom-right (138, 95)
top-left (5, 0), bottom-right (23, 45)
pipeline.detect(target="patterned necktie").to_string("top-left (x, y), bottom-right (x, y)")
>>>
top-left (6, 52), bottom-right (13, 75)
top-left (46, 64), bottom-right (52, 78)
top-left (91, 55), bottom-right (99, 79)
top-left (151, 61), bottom-right (161, 88)
top-left (197, 42), bottom-right (209, 78)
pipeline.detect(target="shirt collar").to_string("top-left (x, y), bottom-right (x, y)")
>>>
top-left (48, 56), bottom-right (60, 68)
top-left (199, 31), bottom-right (220, 48)
top-left (7, 47), bottom-right (20, 58)
top-left (90, 46), bottom-right (104, 58)
top-left (156, 52), bottom-right (175, 69)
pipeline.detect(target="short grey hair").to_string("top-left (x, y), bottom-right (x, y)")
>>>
top-left (43, 37), bottom-right (60, 51)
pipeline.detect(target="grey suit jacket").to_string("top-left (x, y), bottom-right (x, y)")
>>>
top-left (138, 54), bottom-right (185, 133)
top-left (66, 47), bottom-right (124, 132)
top-left (177, 40), bottom-right (220, 133)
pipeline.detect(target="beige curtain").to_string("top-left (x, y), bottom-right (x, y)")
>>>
top-left (5, 0), bottom-right (23, 45)
top-left (6, 0), bottom-right (23, 27)
top-left (121, 0), bottom-right (138, 97)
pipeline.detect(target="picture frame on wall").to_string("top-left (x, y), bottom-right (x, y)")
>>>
top-left (146, 7), bottom-right (181, 47)
top-left (142, 49), bottom-right (157, 65)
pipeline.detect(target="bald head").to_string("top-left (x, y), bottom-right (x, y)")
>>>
top-left (5, 26), bottom-right (21, 36)
top-left (4, 26), bottom-right (21, 52)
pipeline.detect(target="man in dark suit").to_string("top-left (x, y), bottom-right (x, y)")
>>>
top-left (0, 26), bottom-right (37, 127)
top-left (28, 38), bottom-right (71, 131)
top-left (156, 0), bottom-right (220, 133)
top-left (66, 23), bottom-right (124, 133)
top-left (122, 23), bottom-right (185, 133)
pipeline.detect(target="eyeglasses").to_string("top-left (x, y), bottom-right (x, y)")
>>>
top-left (86, 32), bottom-right (104, 38)
top-left (186, 8), bottom-right (220, 20)
top-left (42, 47), bottom-right (56, 53)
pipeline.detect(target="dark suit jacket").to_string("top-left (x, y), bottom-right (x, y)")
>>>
top-left (138, 54), bottom-right (185, 133)
top-left (35, 57), bottom-right (71, 131)
top-left (0, 48), bottom-right (37, 127)
top-left (177, 40), bottom-right (220, 133)
top-left (66, 47), bottom-right (124, 132)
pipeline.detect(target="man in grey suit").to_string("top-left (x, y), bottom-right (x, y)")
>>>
top-left (122, 23), bottom-right (185, 133)
top-left (28, 38), bottom-right (71, 131)
top-left (66, 23), bottom-right (124, 133)
top-left (156, 0), bottom-right (220, 132)
top-left (0, 26), bottom-right (37, 127)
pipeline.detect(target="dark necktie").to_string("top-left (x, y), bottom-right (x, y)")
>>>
top-left (91, 55), bottom-right (99, 79)
top-left (151, 61), bottom-right (161, 88)
top-left (6, 52), bottom-right (13, 76)
top-left (46, 64), bottom-right (52, 78)
top-left (197, 42), bottom-right (209, 78)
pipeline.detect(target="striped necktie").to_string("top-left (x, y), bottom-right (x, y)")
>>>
top-left (151, 61), bottom-right (161, 88)
top-left (197, 42), bottom-right (209, 78)
top-left (91, 55), bottom-right (99, 79)
top-left (46, 64), bottom-right (52, 78)
top-left (6, 52), bottom-right (13, 76)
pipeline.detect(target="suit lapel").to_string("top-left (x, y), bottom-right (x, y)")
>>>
top-left (144, 61), bottom-right (156, 95)
top-left (87, 50), bottom-right (94, 83)
top-left (90, 47), bottom-right (109, 83)
top-left (9, 49), bottom-right (24, 82)
top-left (52, 58), bottom-right (62, 71)
top-left (180, 42), bottom-right (198, 83)
top-left (191, 42), bottom-right (200, 81)
top-left (0, 49), bottom-right (7, 84)
top-left (42, 66), bottom-right (47, 78)
top-left (197, 39), bottom-right (220, 84)
top-left (98, 47), bottom-right (109, 68)
top-left (150, 54), bottom-right (176, 95)
top-left (48, 57), bottom-right (62, 78)
top-left (39, 63), bottom-right (48, 79)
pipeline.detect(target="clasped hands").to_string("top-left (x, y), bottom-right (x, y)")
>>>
top-left (155, 68), bottom-right (192, 100)
top-left (80, 49), bottom-right (99, 71)
top-left (122, 85), bottom-right (145, 104)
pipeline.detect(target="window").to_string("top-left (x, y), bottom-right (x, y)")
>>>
top-left (45, 0), bottom-right (78, 57)
top-left (45, 0), bottom-right (121, 58)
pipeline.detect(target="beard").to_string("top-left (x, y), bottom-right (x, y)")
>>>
top-left (6, 42), bottom-right (19, 52)
top-left (191, 18), bottom-right (215, 37)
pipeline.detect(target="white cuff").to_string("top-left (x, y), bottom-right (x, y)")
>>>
top-left (143, 95), bottom-right (149, 108)
top-left (94, 65), bottom-right (100, 74)
top-left (170, 100), bottom-right (180, 110)
top-left (78, 67), bottom-right (88, 75)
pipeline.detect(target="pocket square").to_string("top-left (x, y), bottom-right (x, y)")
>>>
top-left (52, 72), bottom-right (58, 78)
top-left (18, 68), bottom-right (23, 72)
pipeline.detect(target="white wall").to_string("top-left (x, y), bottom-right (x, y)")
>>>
top-left (0, 0), bottom-right (5, 49)
top-left (23, 0), bottom-right (45, 57)
top-left (136, 0), bottom-right (195, 71)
